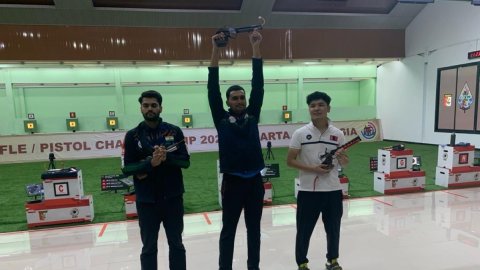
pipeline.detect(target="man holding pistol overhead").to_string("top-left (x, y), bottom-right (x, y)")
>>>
top-left (208, 30), bottom-right (265, 270)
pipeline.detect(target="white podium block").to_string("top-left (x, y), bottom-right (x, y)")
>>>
top-left (435, 166), bottom-right (480, 188)
top-left (377, 149), bottom-right (414, 174)
top-left (41, 168), bottom-right (84, 200)
top-left (25, 195), bottom-right (94, 228)
top-left (124, 193), bottom-right (137, 218)
top-left (437, 145), bottom-right (475, 169)
top-left (374, 171), bottom-right (425, 194)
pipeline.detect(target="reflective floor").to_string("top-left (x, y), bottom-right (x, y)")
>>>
top-left (2, 187), bottom-right (480, 270)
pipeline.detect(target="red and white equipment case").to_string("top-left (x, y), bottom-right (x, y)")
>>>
top-left (435, 145), bottom-right (480, 188)
top-left (374, 148), bottom-right (425, 194)
top-left (25, 168), bottom-right (94, 228)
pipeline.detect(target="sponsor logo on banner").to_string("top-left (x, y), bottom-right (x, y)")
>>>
top-left (361, 121), bottom-right (377, 140)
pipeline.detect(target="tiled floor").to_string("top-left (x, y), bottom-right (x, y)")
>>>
top-left (2, 187), bottom-right (480, 270)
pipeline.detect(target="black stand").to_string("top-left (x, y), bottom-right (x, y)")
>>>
top-left (265, 141), bottom-right (275, 160)
top-left (48, 153), bottom-right (56, 170)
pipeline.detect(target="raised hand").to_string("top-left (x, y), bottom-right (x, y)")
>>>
top-left (249, 30), bottom-right (262, 47)
top-left (212, 32), bottom-right (227, 48)
top-left (249, 30), bottom-right (262, 58)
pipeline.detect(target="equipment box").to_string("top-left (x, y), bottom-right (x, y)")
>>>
top-left (41, 168), bottom-right (84, 200)
top-left (374, 171), bottom-right (425, 194)
top-left (435, 166), bottom-right (480, 188)
top-left (437, 145), bottom-right (475, 169)
top-left (25, 195), bottom-right (94, 228)
top-left (124, 193), bottom-right (137, 218)
top-left (377, 149), bottom-right (413, 174)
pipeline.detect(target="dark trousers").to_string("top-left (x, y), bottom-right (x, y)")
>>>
top-left (295, 190), bottom-right (343, 265)
top-left (136, 196), bottom-right (186, 270)
top-left (219, 173), bottom-right (265, 270)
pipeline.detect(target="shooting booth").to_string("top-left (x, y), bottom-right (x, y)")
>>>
top-left (374, 145), bottom-right (426, 194)
top-left (25, 167), bottom-right (94, 228)
top-left (435, 144), bottom-right (480, 188)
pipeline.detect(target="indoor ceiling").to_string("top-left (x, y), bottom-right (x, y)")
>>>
top-left (0, 0), bottom-right (471, 67)
top-left (0, 0), bottom-right (430, 29)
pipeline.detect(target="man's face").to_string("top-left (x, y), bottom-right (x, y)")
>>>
top-left (308, 99), bottom-right (330, 120)
top-left (141, 97), bottom-right (162, 121)
top-left (226, 90), bottom-right (247, 115)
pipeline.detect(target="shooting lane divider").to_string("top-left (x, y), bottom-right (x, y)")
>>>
top-left (440, 190), bottom-right (468, 198)
top-left (370, 198), bottom-right (393, 207)
top-left (202, 213), bottom-right (212, 225)
top-left (98, 223), bottom-right (108, 237)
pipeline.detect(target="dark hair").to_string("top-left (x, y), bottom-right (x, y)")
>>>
top-left (226, 85), bottom-right (245, 99)
top-left (306, 91), bottom-right (331, 105)
top-left (138, 90), bottom-right (162, 105)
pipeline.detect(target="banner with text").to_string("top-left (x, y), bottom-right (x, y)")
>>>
top-left (0, 119), bottom-right (381, 163)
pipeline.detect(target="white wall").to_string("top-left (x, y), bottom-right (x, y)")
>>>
top-left (377, 56), bottom-right (425, 142)
top-left (377, 0), bottom-right (480, 145)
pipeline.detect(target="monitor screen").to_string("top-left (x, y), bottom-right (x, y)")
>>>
top-left (474, 150), bottom-right (480, 166)
top-left (412, 156), bottom-right (422, 166)
top-left (25, 183), bottom-right (43, 196)
top-left (369, 157), bottom-right (378, 172)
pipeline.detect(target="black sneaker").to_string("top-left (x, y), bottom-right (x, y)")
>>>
top-left (298, 262), bottom-right (310, 270)
top-left (325, 260), bottom-right (342, 270)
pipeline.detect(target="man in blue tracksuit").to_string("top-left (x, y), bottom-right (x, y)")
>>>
top-left (208, 30), bottom-right (265, 270)
top-left (122, 90), bottom-right (190, 270)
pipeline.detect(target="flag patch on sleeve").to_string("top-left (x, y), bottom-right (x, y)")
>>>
top-left (330, 135), bottom-right (338, 141)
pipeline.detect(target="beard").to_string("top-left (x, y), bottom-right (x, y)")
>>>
top-left (229, 104), bottom-right (246, 115)
top-left (142, 111), bottom-right (160, 122)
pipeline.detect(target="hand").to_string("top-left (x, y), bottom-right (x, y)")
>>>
top-left (312, 164), bottom-right (333, 174)
top-left (335, 149), bottom-right (349, 166)
top-left (136, 173), bottom-right (148, 180)
top-left (151, 145), bottom-right (166, 167)
top-left (249, 30), bottom-right (262, 46)
top-left (212, 33), bottom-right (227, 48)
top-left (249, 30), bottom-right (262, 58)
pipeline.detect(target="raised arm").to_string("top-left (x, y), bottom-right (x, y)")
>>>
top-left (208, 33), bottom-right (227, 125)
top-left (247, 30), bottom-right (264, 120)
